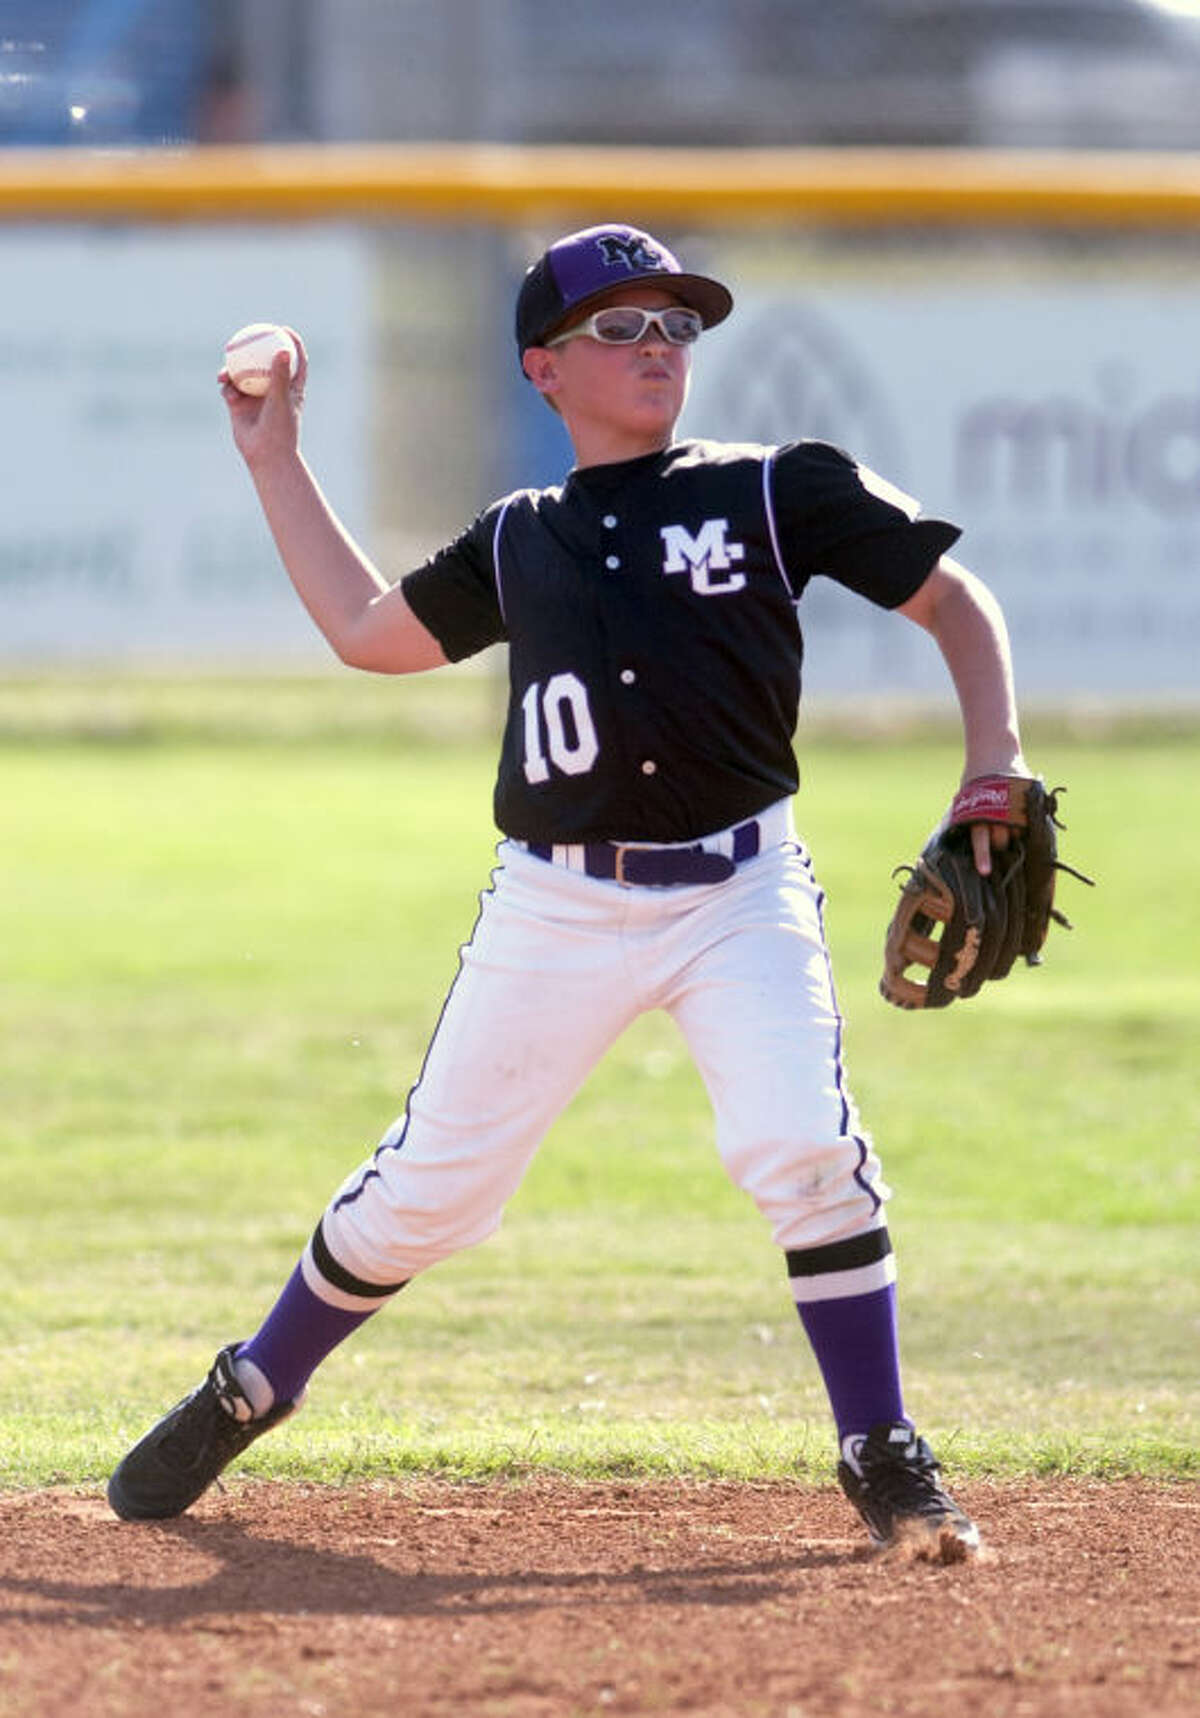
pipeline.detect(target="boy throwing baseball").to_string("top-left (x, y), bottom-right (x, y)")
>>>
top-left (110, 224), bottom-right (1034, 1559)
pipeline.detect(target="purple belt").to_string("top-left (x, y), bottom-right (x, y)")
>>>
top-left (525, 817), bottom-right (762, 887)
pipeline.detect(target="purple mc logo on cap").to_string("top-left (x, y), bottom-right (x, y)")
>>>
top-left (596, 232), bottom-right (668, 270)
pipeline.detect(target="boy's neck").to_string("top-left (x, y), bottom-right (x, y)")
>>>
top-left (568, 425), bottom-right (676, 470)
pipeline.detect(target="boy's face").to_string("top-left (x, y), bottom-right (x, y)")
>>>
top-left (522, 286), bottom-right (692, 447)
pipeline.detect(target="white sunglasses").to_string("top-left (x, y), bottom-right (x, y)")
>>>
top-left (546, 305), bottom-right (704, 348)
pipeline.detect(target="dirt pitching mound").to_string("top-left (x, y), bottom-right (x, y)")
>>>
top-left (1, 1476), bottom-right (1196, 1716)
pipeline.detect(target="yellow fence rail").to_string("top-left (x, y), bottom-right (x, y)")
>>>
top-left (2, 142), bottom-right (1200, 226)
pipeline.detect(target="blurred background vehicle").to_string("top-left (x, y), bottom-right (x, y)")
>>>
top-left (4, 0), bottom-right (1200, 150)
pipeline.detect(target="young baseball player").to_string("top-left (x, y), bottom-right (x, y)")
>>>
top-left (110, 224), bottom-right (1031, 1559)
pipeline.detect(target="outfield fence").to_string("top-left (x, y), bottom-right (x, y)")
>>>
top-left (2, 143), bottom-right (1199, 701)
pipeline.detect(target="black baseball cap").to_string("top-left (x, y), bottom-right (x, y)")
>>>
top-left (515, 224), bottom-right (733, 359)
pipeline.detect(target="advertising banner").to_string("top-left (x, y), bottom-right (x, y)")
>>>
top-left (681, 280), bottom-right (1200, 700)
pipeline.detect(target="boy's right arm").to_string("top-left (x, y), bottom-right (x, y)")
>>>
top-left (224, 339), bottom-right (448, 675)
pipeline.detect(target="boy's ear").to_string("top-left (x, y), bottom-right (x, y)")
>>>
top-left (522, 346), bottom-right (559, 400)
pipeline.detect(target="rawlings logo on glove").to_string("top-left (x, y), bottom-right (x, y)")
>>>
top-left (880, 775), bottom-right (1094, 1010)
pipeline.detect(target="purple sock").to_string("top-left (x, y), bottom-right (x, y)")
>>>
top-left (237, 1264), bottom-right (377, 1406)
top-left (796, 1284), bottom-right (908, 1442)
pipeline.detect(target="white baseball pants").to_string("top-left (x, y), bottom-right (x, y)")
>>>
top-left (305, 801), bottom-right (892, 1308)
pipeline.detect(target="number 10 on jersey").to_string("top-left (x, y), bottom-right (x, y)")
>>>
top-left (521, 673), bottom-right (601, 784)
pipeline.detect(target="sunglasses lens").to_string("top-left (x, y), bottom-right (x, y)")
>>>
top-left (661, 310), bottom-right (703, 344)
top-left (592, 308), bottom-right (651, 343)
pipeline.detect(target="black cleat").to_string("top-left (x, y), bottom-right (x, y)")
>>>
top-left (107, 1343), bottom-right (298, 1520)
top-left (837, 1421), bottom-right (980, 1560)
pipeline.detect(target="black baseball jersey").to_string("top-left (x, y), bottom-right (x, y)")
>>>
top-left (402, 439), bottom-right (959, 845)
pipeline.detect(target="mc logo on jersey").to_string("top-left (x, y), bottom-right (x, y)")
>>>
top-left (660, 519), bottom-right (746, 595)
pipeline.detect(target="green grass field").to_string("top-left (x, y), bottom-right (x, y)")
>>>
top-left (1, 675), bottom-right (1197, 1490)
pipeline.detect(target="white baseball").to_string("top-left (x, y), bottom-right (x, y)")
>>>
top-left (223, 322), bottom-right (298, 396)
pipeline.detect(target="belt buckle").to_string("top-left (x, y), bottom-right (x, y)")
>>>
top-left (612, 844), bottom-right (633, 887)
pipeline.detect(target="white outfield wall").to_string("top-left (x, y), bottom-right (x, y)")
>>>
top-left (0, 227), bottom-right (368, 668)
top-left (1, 146), bottom-right (1198, 700)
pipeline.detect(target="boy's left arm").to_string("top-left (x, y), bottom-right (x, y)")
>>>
top-left (897, 555), bottom-right (1029, 876)
top-left (884, 556), bottom-right (1092, 1010)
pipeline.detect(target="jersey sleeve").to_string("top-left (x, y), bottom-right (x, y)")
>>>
top-left (399, 505), bottom-right (508, 662)
top-left (770, 441), bottom-right (961, 609)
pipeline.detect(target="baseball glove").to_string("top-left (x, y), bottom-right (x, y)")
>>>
top-left (880, 774), bottom-right (1093, 1010)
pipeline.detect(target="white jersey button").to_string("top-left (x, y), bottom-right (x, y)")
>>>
top-left (620, 669), bottom-right (636, 685)
top-left (640, 759), bottom-right (657, 775)
top-left (605, 555), bottom-right (621, 570)
top-left (602, 514), bottom-right (618, 528)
